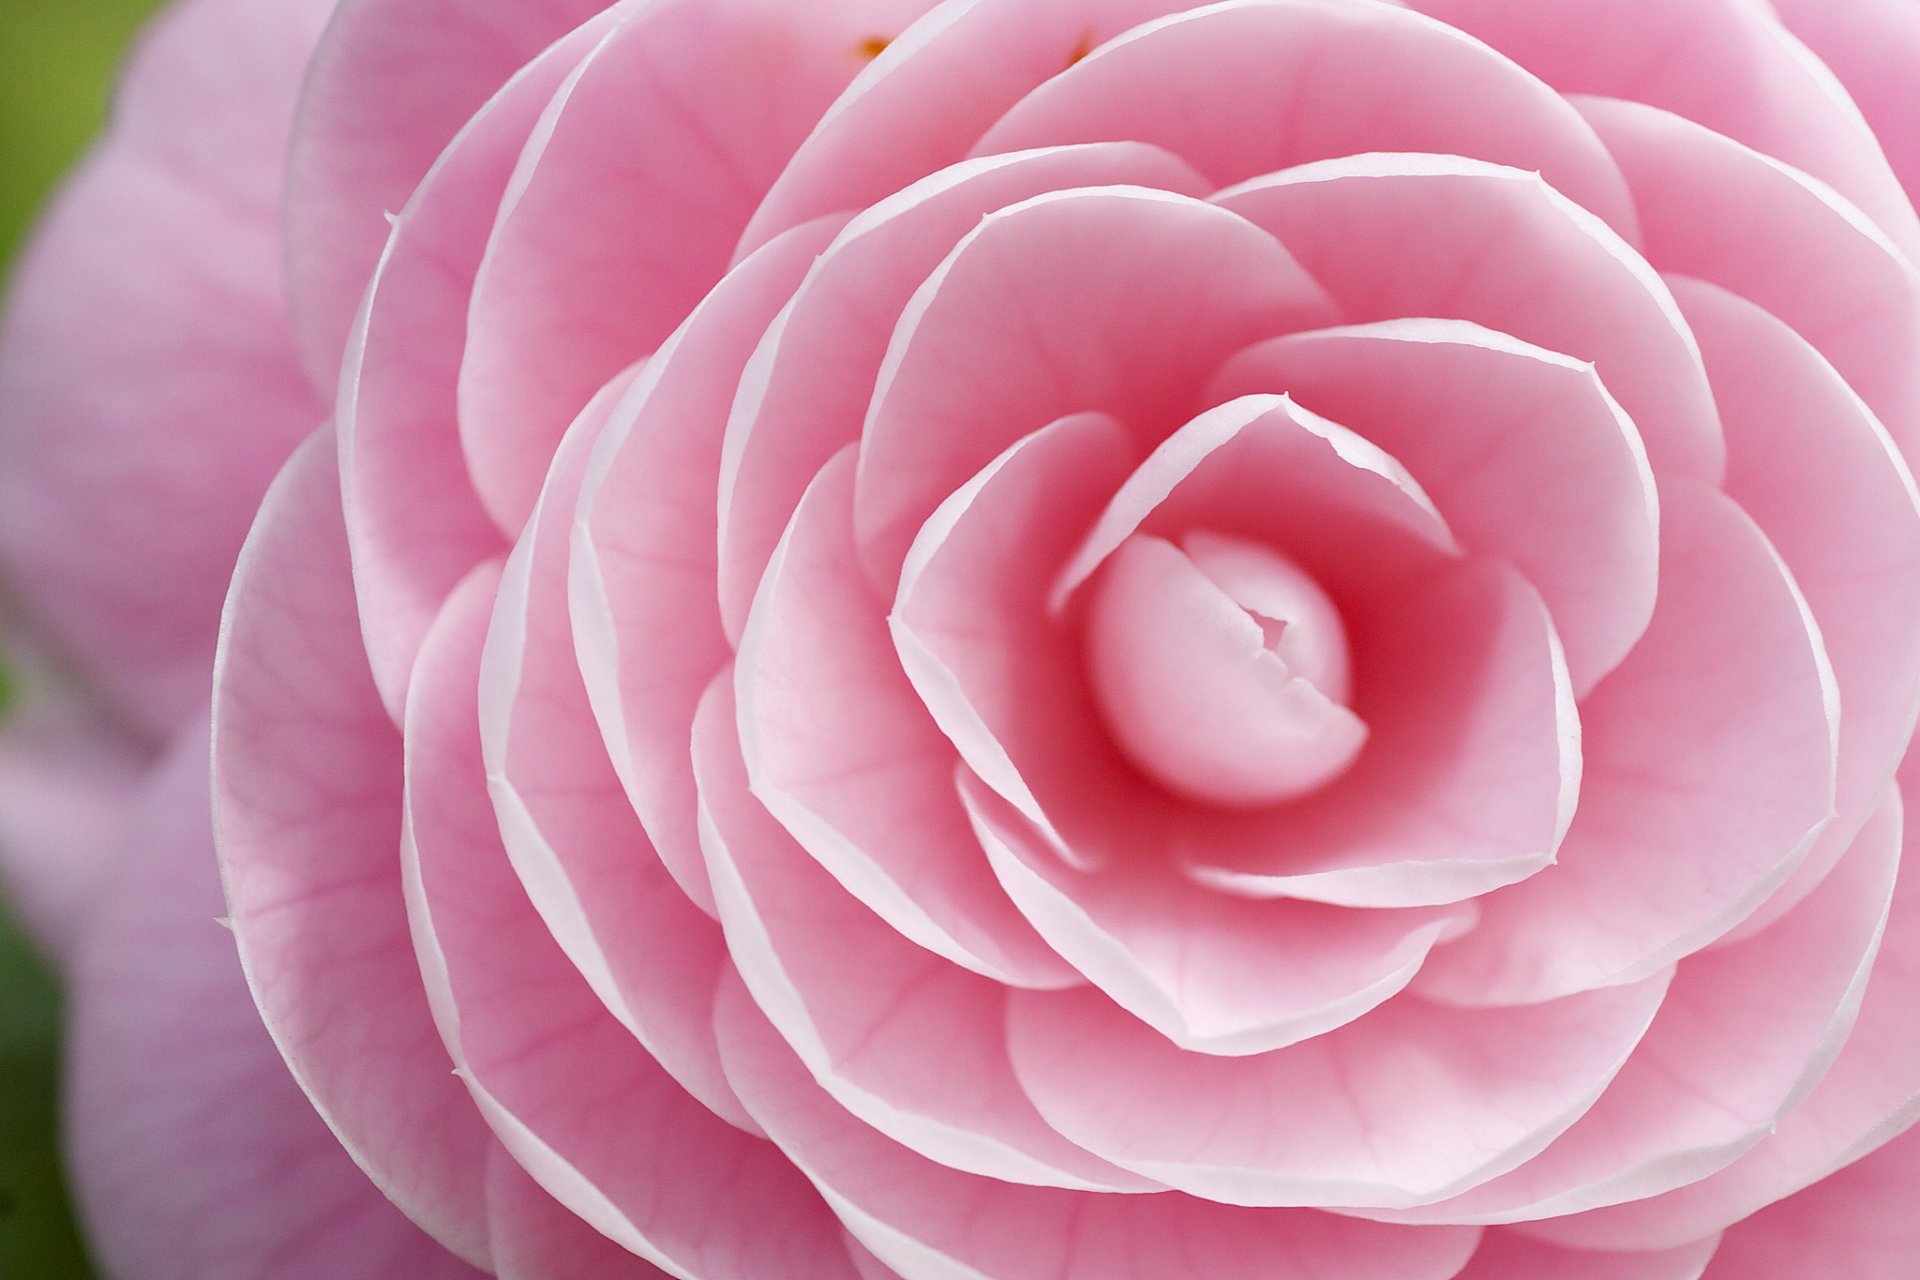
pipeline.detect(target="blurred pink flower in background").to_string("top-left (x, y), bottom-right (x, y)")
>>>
top-left (8, 1), bottom-right (1920, 1276)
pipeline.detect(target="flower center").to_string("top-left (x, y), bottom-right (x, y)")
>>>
top-left (1084, 529), bottom-right (1367, 808)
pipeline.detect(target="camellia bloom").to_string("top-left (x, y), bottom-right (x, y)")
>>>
top-left (9, 0), bottom-right (1920, 1276)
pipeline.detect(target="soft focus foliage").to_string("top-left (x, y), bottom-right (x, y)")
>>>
top-left (0, 3), bottom-right (163, 1276)
top-left (0, 0), bottom-right (164, 260)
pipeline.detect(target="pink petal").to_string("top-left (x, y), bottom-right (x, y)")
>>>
top-left (482, 1157), bottom-right (675, 1280)
top-left (716, 141), bottom-right (1210, 642)
top-left (68, 724), bottom-right (487, 1280)
top-left (1453, 1230), bottom-right (1718, 1280)
top-left (972, 0), bottom-right (1639, 237)
top-left (1177, 559), bottom-right (1577, 909)
top-left (1415, 481), bottom-right (1838, 1005)
top-left (1209, 319), bottom-right (1659, 697)
top-left (0, 0), bottom-right (333, 738)
top-left (1700, 1122), bottom-right (1920, 1279)
top-left (402, 556), bottom-right (859, 1279)
top-left (1008, 401), bottom-right (1575, 910)
top-left (1084, 532), bottom-right (1367, 806)
top-left (1770, 0), bottom-right (1920, 207)
top-left (1213, 154), bottom-right (1724, 483)
top-left (1522, 776), bottom-right (1920, 1250)
top-left (572, 217), bottom-right (847, 921)
top-left (213, 429), bottom-right (494, 1261)
top-left (1406, 0), bottom-right (1920, 262)
top-left (694, 670), bottom-right (1152, 1192)
top-left (854, 185), bottom-right (1336, 589)
top-left (1675, 277), bottom-right (1920, 943)
top-left (458, 0), bottom-right (946, 532)
top-left (736, 0), bottom-right (1218, 255)
top-left (1377, 786), bottom-right (1901, 1224)
top-left (336, 11), bottom-right (616, 719)
top-left (1577, 95), bottom-right (1920, 463)
top-left (734, 449), bottom-right (1075, 988)
top-left (1052, 396), bottom-right (1456, 651)
top-left (1005, 957), bottom-right (1669, 1208)
top-left (478, 378), bottom-right (752, 1131)
top-left (284, 0), bottom-right (610, 386)
top-left (715, 973), bottom-right (1483, 1280)
top-left (891, 410), bottom-right (1136, 859)
top-left (965, 778), bottom-right (1473, 1057)
top-left (847, 1236), bottom-right (907, 1280)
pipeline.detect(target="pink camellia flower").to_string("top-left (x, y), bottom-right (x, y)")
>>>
top-left (11, 0), bottom-right (1920, 1276)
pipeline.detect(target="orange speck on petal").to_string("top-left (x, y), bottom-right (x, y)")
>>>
top-left (857, 34), bottom-right (892, 60)
top-left (1066, 28), bottom-right (1096, 68)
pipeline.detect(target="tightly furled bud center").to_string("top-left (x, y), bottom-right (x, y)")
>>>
top-left (1085, 529), bottom-right (1366, 808)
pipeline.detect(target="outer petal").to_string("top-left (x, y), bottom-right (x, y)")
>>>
top-left (736, 0), bottom-right (1212, 254)
top-left (1406, 0), bottom-right (1920, 261)
top-left (1453, 1231), bottom-right (1717, 1280)
top-left (68, 723), bottom-right (484, 1280)
top-left (0, 0), bottom-right (334, 738)
top-left (1004, 965), bottom-right (1671, 1209)
top-left (848, 1237), bottom-right (909, 1280)
top-left (1213, 154), bottom-right (1724, 483)
top-left (1771, 0), bottom-right (1920, 204)
top-left (1700, 1124), bottom-right (1920, 1279)
top-left (213, 429), bottom-right (494, 1263)
top-left (404, 561), bottom-right (861, 1280)
top-left (336, 11), bottom-right (617, 718)
top-left (1675, 277), bottom-right (1920, 942)
top-left (971, 0), bottom-right (1639, 236)
top-left (1525, 777), bottom-right (1920, 1250)
top-left (695, 671), bottom-right (1153, 1192)
top-left (284, 0), bottom-right (609, 386)
top-left (1576, 96), bottom-right (1920, 462)
top-left (1374, 787), bottom-right (1901, 1225)
top-left (715, 973), bottom-right (1483, 1280)
top-left (1415, 482), bottom-right (1838, 1005)
top-left (482, 1156), bottom-right (675, 1280)
top-left (458, 0), bottom-right (946, 531)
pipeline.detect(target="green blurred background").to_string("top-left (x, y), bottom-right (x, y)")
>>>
top-left (1, 2), bottom-right (170, 1276)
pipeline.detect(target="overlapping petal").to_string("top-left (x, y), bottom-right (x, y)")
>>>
top-left (716, 974), bottom-right (1484, 1280)
top-left (1406, 0), bottom-right (1920, 259)
top-left (213, 432), bottom-right (495, 1261)
top-left (715, 142), bottom-right (1210, 640)
top-left (735, 451), bottom-right (1078, 989)
top-left (285, 0), bottom-right (612, 385)
top-left (457, 0), bottom-right (946, 530)
top-left (1206, 320), bottom-right (1659, 697)
top-left (1214, 155), bottom-right (1725, 481)
top-left (404, 560), bottom-right (860, 1279)
top-left (69, 724), bottom-right (484, 1280)
top-left (572, 217), bottom-right (847, 920)
top-left (852, 183), bottom-right (1335, 585)
top-left (480, 378), bottom-right (750, 1129)
top-left (53, 0), bottom-right (1920, 1273)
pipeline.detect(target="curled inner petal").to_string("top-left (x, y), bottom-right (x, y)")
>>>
top-left (1086, 531), bottom-right (1366, 807)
